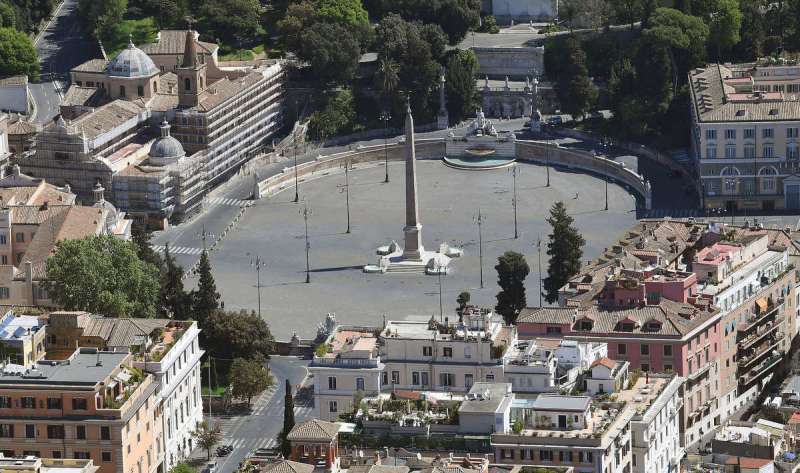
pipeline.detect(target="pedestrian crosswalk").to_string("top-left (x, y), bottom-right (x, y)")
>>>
top-left (294, 405), bottom-right (313, 419)
top-left (229, 437), bottom-right (278, 453)
top-left (153, 245), bottom-right (205, 256)
top-left (207, 197), bottom-right (251, 207)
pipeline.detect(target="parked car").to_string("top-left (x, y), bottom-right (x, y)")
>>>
top-left (204, 462), bottom-right (217, 473)
top-left (546, 116), bottom-right (563, 125)
top-left (216, 445), bottom-right (233, 457)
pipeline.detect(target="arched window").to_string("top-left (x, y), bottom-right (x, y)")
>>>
top-left (199, 77), bottom-right (204, 89)
top-left (721, 167), bottom-right (740, 194)
top-left (758, 166), bottom-right (778, 194)
top-left (153, 81), bottom-right (158, 93)
top-left (137, 85), bottom-right (144, 97)
top-left (119, 85), bottom-right (126, 97)
top-left (184, 78), bottom-right (191, 92)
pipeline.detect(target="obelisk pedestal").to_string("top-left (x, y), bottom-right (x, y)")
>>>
top-left (363, 103), bottom-right (461, 275)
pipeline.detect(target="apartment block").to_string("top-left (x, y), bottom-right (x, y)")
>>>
top-left (492, 374), bottom-right (683, 473)
top-left (689, 62), bottom-right (800, 211)
top-left (309, 327), bottom-right (383, 422)
top-left (44, 313), bottom-right (203, 470)
top-left (0, 311), bottom-right (45, 367)
top-left (0, 349), bottom-right (163, 473)
top-left (380, 309), bottom-right (515, 392)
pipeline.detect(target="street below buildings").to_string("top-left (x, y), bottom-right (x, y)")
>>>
top-left (30, 0), bottom-right (100, 124)
top-left (194, 356), bottom-right (312, 473)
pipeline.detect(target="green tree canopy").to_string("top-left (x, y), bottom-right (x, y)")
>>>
top-left (199, 0), bottom-right (264, 46)
top-left (707, 0), bottom-right (742, 59)
top-left (644, 8), bottom-right (709, 79)
top-left (543, 202), bottom-right (585, 304)
top-left (191, 421), bottom-right (221, 460)
top-left (168, 464), bottom-right (196, 473)
top-left (44, 235), bottom-right (159, 318)
top-left (297, 22), bottom-right (361, 85)
top-left (0, 2), bottom-right (15, 28)
top-left (554, 36), bottom-right (596, 118)
top-left (308, 89), bottom-right (357, 141)
top-left (193, 250), bottom-right (220, 327)
top-left (229, 358), bottom-right (271, 406)
top-left (203, 309), bottom-right (274, 361)
top-left (77, 0), bottom-right (127, 39)
top-left (0, 27), bottom-right (38, 80)
top-left (159, 244), bottom-right (192, 320)
top-left (494, 251), bottom-right (530, 325)
top-left (315, 0), bottom-right (368, 28)
top-left (445, 48), bottom-right (479, 124)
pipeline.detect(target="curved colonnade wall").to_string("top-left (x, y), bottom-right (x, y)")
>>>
top-left (255, 139), bottom-right (652, 209)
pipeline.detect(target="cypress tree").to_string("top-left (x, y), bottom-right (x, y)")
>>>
top-left (543, 202), bottom-right (585, 304)
top-left (494, 251), bottom-right (530, 325)
top-left (281, 379), bottom-right (295, 458)
top-left (160, 243), bottom-right (191, 319)
top-left (193, 250), bottom-right (220, 326)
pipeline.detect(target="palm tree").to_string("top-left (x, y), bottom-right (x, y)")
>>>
top-left (375, 57), bottom-right (400, 99)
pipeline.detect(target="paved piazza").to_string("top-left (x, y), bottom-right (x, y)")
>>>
top-left (195, 159), bottom-right (638, 339)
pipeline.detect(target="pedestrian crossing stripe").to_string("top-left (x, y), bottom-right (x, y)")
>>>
top-left (153, 245), bottom-right (204, 256)
top-left (207, 197), bottom-right (250, 207)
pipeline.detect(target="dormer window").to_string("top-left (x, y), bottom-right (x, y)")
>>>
top-left (575, 318), bottom-right (593, 331)
top-left (620, 323), bottom-right (635, 332)
top-left (645, 319), bottom-right (662, 331)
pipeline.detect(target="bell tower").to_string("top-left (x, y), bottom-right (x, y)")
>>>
top-left (177, 29), bottom-right (206, 108)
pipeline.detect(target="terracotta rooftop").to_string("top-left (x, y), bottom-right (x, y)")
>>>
top-left (258, 460), bottom-right (314, 473)
top-left (286, 419), bottom-right (339, 442)
top-left (139, 30), bottom-right (217, 56)
top-left (591, 357), bottom-right (617, 369)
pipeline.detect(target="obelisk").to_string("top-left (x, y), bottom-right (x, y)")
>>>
top-left (402, 102), bottom-right (424, 261)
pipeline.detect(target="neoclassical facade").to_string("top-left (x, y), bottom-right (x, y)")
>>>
top-left (690, 61), bottom-right (800, 211)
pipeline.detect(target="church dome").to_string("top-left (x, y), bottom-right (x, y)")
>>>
top-left (92, 182), bottom-right (119, 232)
top-left (149, 121), bottom-right (185, 165)
top-left (107, 36), bottom-right (159, 78)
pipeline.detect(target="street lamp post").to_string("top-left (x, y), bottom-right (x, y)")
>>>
top-left (545, 140), bottom-right (551, 187)
top-left (293, 127), bottom-right (299, 203)
top-left (250, 255), bottom-right (264, 319)
top-left (338, 160), bottom-right (351, 234)
top-left (510, 165), bottom-right (519, 239)
top-left (435, 261), bottom-right (444, 323)
top-left (536, 235), bottom-right (543, 307)
top-left (300, 202), bottom-right (312, 283)
top-left (380, 111), bottom-right (391, 183)
top-left (474, 209), bottom-right (486, 289)
top-left (602, 137), bottom-right (609, 211)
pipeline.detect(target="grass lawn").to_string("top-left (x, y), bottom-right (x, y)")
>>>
top-left (201, 386), bottom-right (228, 397)
top-left (103, 17), bottom-right (158, 57)
top-left (218, 44), bottom-right (269, 62)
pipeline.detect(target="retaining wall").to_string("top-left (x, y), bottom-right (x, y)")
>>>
top-left (256, 140), bottom-right (445, 197)
top-left (255, 138), bottom-right (651, 209)
top-left (516, 140), bottom-right (652, 209)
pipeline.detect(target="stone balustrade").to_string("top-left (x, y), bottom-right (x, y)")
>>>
top-left (254, 138), bottom-right (651, 211)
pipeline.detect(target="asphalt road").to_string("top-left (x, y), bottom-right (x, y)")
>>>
top-left (203, 356), bottom-right (312, 473)
top-left (30, 0), bottom-right (100, 124)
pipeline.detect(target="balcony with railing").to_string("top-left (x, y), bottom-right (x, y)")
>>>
top-left (739, 320), bottom-right (781, 349)
top-left (741, 353), bottom-right (782, 386)
top-left (738, 335), bottom-right (781, 369)
top-left (738, 298), bottom-right (781, 333)
top-left (310, 357), bottom-right (381, 369)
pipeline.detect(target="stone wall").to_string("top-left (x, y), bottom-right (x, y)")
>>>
top-left (473, 47), bottom-right (545, 80)
top-left (516, 140), bottom-right (652, 209)
top-left (255, 140), bottom-right (445, 197)
top-left (255, 138), bottom-right (651, 209)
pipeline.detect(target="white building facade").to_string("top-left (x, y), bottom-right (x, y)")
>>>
top-left (134, 321), bottom-right (204, 469)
